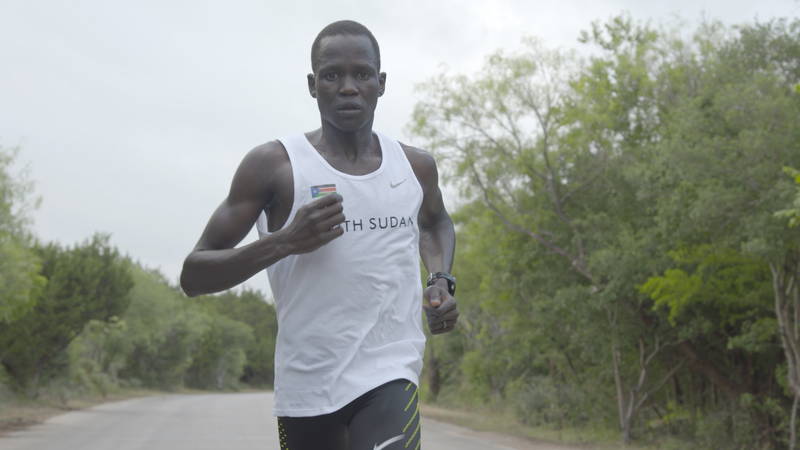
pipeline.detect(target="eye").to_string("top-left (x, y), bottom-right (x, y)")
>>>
top-left (322, 72), bottom-right (338, 82)
top-left (356, 71), bottom-right (371, 81)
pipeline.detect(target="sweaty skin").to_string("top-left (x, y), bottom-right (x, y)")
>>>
top-left (180, 33), bottom-right (458, 334)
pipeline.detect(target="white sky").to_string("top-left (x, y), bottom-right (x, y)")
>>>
top-left (1, 0), bottom-right (798, 296)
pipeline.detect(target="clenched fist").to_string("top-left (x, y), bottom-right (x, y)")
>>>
top-left (423, 282), bottom-right (459, 334)
top-left (280, 193), bottom-right (346, 254)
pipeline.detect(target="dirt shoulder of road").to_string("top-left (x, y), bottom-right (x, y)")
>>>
top-left (0, 387), bottom-right (274, 437)
top-left (0, 388), bottom-right (163, 437)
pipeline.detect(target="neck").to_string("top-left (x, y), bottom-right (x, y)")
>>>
top-left (316, 119), bottom-right (375, 161)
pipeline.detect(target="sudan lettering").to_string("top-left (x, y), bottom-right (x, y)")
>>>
top-left (341, 216), bottom-right (415, 233)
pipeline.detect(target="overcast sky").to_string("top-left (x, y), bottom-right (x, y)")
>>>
top-left (1, 0), bottom-right (798, 296)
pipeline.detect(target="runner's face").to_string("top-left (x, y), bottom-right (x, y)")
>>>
top-left (308, 34), bottom-right (385, 132)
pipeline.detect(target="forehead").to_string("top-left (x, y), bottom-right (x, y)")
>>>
top-left (315, 34), bottom-right (378, 70)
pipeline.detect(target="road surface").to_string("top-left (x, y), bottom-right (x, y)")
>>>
top-left (0, 392), bottom-right (580, 450)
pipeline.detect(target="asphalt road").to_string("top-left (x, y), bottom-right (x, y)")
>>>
top-left (0, 392), bottom-right (575, 450)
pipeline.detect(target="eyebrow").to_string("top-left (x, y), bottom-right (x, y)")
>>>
top-left (317, 60), bottom-right (378, 73)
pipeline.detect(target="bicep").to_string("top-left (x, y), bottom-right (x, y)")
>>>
top-left (194, 195), bottom-right (265, 251)
top-left (193, 146), bottom-right (275, 251)
top-left (405, 145), bottom-right (448, 229)
top-left (419, 178), bottom-right (447, 230)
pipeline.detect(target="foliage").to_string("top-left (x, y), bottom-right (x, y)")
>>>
top-left (67, 317), bottom-right (129, 396)
top-left (776, 167), bottom-right (800, 228)
top-left (0, 235), bottom-right (133, 393)
top-left (194, 289), bottom-right (278, 386)
top-left (0, 146), bottom-right (44, 324)
top-left (0, 153), bottom-right (277, 397)
top-left (411, 15), bottom-right (800, 448)
top-left (184, 314), bottom-right (253, 390)
top-left (114, 266), bottom-right (206, 389)
top-left (68, 265), bottom-right (276, 392)
top-left (641, 245), bottom-right (772, 340)
top-left (0, 237), bottom-right (45, 324)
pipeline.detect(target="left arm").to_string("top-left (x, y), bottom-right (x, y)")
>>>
top-left (402, 144), bottom-right (459, 334)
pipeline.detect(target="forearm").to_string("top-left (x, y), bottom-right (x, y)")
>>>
top-left (180, 231), bottom-right (291, 297)
top-left (419, 213), bottom-right (455, 274)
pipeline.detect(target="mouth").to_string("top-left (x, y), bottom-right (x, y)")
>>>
top-left (336, 103), bottom-right (363, 113)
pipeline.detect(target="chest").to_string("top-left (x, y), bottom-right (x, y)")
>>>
top-left (265, 158), bottom-right (421, 234)
top-left (306, 168), bottom-right (420, 223)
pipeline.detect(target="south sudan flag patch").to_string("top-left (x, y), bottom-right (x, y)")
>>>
top-left (311, 184), bottom-right (337, 198)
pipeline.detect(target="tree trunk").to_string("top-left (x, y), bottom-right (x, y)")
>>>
top-left (791, 394), bottom-right (798, 450)
top-left (621, 419), bottom-right (632, 445)
top-left (769, 256), bottom-right (800, 448)
top-left (612, 335), bottom-right (682, 445)
top-left (216, 359), bottom-right (226, 390)
top-left (612, 343), bottom-right (627, 440)
top-left (771, 259), bottom-right (800, 394)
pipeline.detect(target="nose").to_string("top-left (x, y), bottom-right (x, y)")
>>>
top-left (339, 75), bottom-right (358, 96)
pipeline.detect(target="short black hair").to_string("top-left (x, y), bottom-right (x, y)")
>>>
top-left (311, 20), bottom-right (380, 73)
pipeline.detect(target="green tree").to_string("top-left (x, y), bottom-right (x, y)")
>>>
top-left (0, 235), bottom-right (133, 393)
top-left (776, 167), bottom-right (800, 228)
top-left (411, 15), bottom-right (800, 447)
top-left (639, 18), bottom-right (800, 447)
top-left (411, 16), bottom-right (681, 443)
top-left (0, 146), bottom-right (44, 325)
top-left (196, 289), bottom-right (278, 386)
top-left (775, 166), bottom-right (800, 448)
top-left (640, 245), bottom-right (782, 443)
top-left (184, 314), bottom-right (253, 390)
top-left (116, 266), bottom-right (206, 389)
top-left (78, 266), bottom-right (274, 392)
top-left (67, 316), bottom-right (129, 396)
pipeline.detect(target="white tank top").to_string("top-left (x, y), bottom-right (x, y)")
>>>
top-left (256, 132), bottom-right (426, 417)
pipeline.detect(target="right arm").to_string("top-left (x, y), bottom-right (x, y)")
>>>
top-left (180, 142), bottom-right (345, 297)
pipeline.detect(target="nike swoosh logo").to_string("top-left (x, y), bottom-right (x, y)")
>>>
top-left (374, 434), bottom-right (404, 450)
top-left (390, 179), bottom-right (407, 188)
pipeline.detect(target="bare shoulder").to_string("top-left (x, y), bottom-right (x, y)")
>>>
top-left (400, 142), bottom-right (438, 191)
top-left (230, 140), bottom-right (291, 201)
top-left (242, 140), bottom-right (290, 172)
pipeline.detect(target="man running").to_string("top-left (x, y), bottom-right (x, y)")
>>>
top-left (180, 20), bottom-right (458, 450)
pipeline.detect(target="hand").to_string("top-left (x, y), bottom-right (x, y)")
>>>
top-left (423, 282), bottom-right (459, 335)
top-left (280, 193), bottom-right (345, 254)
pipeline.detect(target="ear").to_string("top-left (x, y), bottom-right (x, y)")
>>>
top-left (378, 72), bottom-right (386, 97)
top-left (307, 73), bottom-right (317, 98)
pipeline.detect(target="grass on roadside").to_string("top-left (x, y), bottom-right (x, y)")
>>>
top-left (421, 402), bottom-right (620, 448)
top-left (418, 402), bottom-right (695, 450)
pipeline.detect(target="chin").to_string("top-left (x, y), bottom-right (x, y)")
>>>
top-left (327, 118), bottom-right (372, 133)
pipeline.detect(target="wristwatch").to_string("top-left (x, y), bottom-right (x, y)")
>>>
top-left (427, 272), bottom-right (456, 296)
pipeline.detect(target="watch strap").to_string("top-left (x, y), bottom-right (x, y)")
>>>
top-left (427, 272), bottom-right (456, 296)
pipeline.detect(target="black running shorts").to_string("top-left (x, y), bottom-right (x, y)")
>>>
top-left (277, 378), bottom-right (421, 450)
